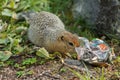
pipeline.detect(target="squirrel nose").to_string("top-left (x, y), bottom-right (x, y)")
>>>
top-left (74, 42), bottom-right (80, 47)
top-left (76, 44), bottom-right (80, 47)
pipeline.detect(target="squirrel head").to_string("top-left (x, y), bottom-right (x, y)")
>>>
top-left (57, 31), bottom-right (80, 53)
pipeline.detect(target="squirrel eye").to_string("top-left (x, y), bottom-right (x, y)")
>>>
top-left (68, 42), bottom-right (74, 46)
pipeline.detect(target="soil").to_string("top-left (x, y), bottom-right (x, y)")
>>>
top-left (0, 52), bottom-right (120, 80)
top-left (0, 60), bottom-right (80, 80)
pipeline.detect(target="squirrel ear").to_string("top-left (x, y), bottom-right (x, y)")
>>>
top-left (58, 36), bottom-right (64, 41)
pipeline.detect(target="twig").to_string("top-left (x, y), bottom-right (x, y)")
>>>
top-left (59, 56), bottom-right (87, 72)
top-left (34, 70), bottom-right (60, 80)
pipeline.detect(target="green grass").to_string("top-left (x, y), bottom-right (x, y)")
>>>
top-left (69, 67), bottom-right (107, 80)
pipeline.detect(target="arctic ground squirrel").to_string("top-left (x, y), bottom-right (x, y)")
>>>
top-left (19, 11), bottom-right (80, 54)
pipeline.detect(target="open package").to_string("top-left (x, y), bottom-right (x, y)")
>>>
top-left (75, 37), bottom-right (116, 67)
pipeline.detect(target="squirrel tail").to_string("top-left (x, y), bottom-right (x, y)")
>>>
top-left (17, 11), bottom-right (36, 22)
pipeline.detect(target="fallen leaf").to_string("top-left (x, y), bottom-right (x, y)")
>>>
top-left (0, 51), bottom-right (12, 61)
top-left (36, 48), bottom-right (50, 58)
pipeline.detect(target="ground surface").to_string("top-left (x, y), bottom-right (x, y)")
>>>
top-left (0, 56), bottom-right (120, 80)
top-left (0, 60), bottom-right (79, 80)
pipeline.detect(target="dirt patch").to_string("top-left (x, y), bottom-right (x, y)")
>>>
top-left (0, 53), bottom-right (120, 80)
top-left (0, 60), bottom-right (79, 80)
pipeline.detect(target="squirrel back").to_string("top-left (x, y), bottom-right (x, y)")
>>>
top-left (28, 11), bottom-right (65, 47)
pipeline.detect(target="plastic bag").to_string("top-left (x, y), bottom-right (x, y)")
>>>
top-left (75, 37), bottom-right (116, 66)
